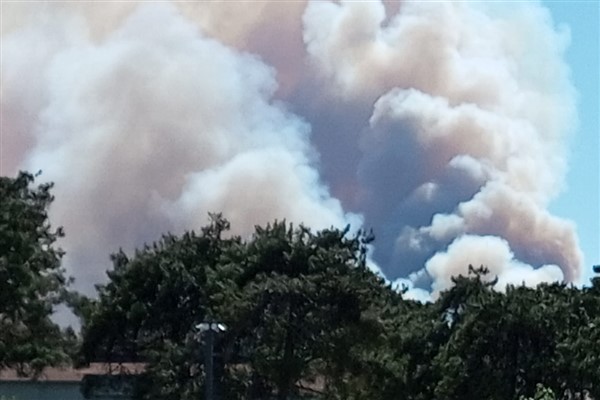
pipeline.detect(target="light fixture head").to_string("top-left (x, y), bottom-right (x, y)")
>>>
top-left (196, 322), bottom-right (227, 332)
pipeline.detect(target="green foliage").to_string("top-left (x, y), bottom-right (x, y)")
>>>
top-left (81, 214), bottom-right (238, 363)
top-left (82, 217), bottom-right (393, 399)
top-left (0, 171), bottom-right (73, 375)
top-left (226, 222), bottom-right (389, 400)
top-left (430, 268), bottom-right (599, 400)
top-left (80, 217), bottom-right (600, 400)
top-left (5, 172), bottom-right (598, 400)
top-left (520, 384), bottom-right (557, 400)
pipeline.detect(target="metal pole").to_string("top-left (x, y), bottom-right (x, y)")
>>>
top-left (204, 327), bottom-right (214, 400)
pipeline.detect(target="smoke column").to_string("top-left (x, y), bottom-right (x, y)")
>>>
top-left (1, 1), bottom-right (582, 298)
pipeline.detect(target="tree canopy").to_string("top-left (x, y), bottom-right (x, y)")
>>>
top-left (3, 171), bottom-right (599, 399)
top-left (80, 217), bottom-right (600, 400)
top-left (82, 216), bottom-right (395, 399)
top-left (0, 171), bottom-right (74, 374)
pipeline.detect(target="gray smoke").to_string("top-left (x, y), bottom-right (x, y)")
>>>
top-left (301, 0), bottom-right (581, 296)
top-left (1, 1), bottom-right (582, 297)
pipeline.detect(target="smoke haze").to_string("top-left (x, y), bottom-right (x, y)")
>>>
top-left (1, 1), bottom-right (582, 296)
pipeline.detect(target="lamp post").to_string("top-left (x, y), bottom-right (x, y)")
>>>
top-left (196, 322), bottom-right (227, 400)
top-left (593, 265), bottom-right (600, 274)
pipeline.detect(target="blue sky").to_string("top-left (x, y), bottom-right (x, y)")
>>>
top-left (544, 1), bottom-right (599, 283)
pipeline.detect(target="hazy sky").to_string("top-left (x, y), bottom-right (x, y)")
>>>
top-left (0, 0), bottom-right (597, 298)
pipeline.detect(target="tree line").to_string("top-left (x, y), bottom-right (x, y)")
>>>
top-left (1, 171), bottom-right (599, 400)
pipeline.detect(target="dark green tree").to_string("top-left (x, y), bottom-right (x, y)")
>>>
top-left (430, 268), bottom-right (600, 400)
top-left (225, 222), bottom-right (390, 400)
top-left (81, 217), bottom-right (394, 400)
top-left (81, 214), bottom-right (237, 361)
top-left (80, 217), bottom-right (600, 400)
top-left (0, 171), bottom-right (72, 374)
top-left (547, 278), bottom-right (600, 399)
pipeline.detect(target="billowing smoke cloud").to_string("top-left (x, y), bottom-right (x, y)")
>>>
top-left (2, 3), bottom-right (357, 292)
top-left (302, 0), bottom-right (582, 288)
top-left (1, 0), bottom-right (582, 296)
top-left (426, 235), bottom-right (564, 296)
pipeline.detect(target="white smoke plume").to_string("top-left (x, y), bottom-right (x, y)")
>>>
top-left (1, 0), bottom-right (582, 296)
top-left (426, 235), bottom-right (564, 296)
top-left (2, 3), bottom-right (357, 292)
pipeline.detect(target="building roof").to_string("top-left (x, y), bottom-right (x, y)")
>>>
top-left (0, 363), bottom-right (145, 383)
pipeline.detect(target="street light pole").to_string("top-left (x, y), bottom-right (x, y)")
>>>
top-left (204, 327), bottom-right (214, 400)
top-left (196, 322), bottom-right (227, 400)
